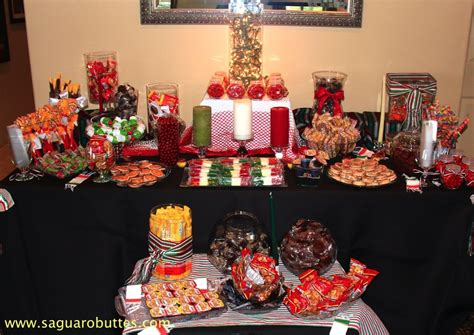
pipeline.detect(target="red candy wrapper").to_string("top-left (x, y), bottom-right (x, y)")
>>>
top-left (284, 258), bottom-right (378, 318)
top-left (85, 57), bottom-right (118, 104)
top-left (231, 248), bottom-right (280, 303)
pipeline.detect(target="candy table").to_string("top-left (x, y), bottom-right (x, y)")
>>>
top-left (0, 165), bottom-right (472, 335)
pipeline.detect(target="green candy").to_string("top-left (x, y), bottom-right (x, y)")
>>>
top-left (132, 130), bottom-right (142, 139)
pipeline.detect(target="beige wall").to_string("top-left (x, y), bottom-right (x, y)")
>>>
top-left (25, 0), bottom-right (472, 133)
top-left (0, 0), bottom-right (34, 147)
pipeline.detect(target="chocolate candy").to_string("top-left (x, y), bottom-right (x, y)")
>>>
top-left (208, 211), bottom-right (270, 274)
top-left (114, 84), bottom-right (138, 119)
top-left (280, 219), bottom-right (337, 276)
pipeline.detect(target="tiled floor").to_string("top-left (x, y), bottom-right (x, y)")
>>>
top-left (0, 145), bottom-right (14, 181)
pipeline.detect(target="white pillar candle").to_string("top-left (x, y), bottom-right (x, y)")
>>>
top-left (419, 120), bottom-right (438, 169)
top-left (233, 99), bottom-right (253, 141)
top-left (7, 125), bottom-right (30, 169)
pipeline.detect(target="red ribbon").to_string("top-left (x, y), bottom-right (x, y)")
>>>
top-left (314, 87), bottom-right (345, 116)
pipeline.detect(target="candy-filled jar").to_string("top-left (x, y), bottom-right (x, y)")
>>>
top-left (435, 154), bottom-right (454, 172)
top-left (247, 79), bottom-right (265, 100)
top-left (227, 79), bottom-right (246, 99)
top-left (266, 76), bottom-right (288, 100)
top-left (85, 135), bottom-right (115, 183)
top-left (207, 75), bottom-right (226, 99)
top-left (440, 164), bottom-right (463, 190)
top-left (208, 211), bottom-right (270, 274)
top-left (451, 149), bottom-right (464, 165)
top-left (462, 157), bottom-right (474, 187)
top-left (149, 204), bottom-right (192, 280)
top-left (391, 101), bottom-right (421, 176)
top-left (84, 51), bottom-right (119, 109)
top-left (312, 71), bottom-right (347, 116)
top-left (156, 113), bottom-right (180, 167)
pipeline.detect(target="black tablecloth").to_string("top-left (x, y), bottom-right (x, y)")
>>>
top-left (1, 166), bottom-right (473, 335)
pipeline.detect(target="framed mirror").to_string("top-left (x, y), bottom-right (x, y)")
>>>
top-left (140, 0), bottom-right (363, 27)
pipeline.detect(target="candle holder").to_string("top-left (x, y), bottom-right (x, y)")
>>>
top-left (271, 146), bottom-right (286, 160)
top-left (415, 156), bottom-right (438, 188)
top-left (7, 125), bottom-right (41, 182)
top-left (234, 137), bottom-right (252, 158)
top-left (196, 146), bottom-right (208, 159)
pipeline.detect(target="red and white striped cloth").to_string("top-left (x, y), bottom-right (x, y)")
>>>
top-left (180, 95), bottom-right (299, 161)
top-left (122, 254), bottom-right (388, 335)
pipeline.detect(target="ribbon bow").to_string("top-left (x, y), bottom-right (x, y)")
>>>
top-left (314, 87), bottom-right (345, 117)
top-left (386, 74), bottom-right (437, 118)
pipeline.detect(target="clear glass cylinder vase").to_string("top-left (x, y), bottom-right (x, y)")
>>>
top-left (312, 71), bottom-right (347, 117)
top-left (228, 0), bottom-right (263, 88)
top-left (391, 106), bottom-right (421, 176)
top-left (84, 51), bottom-right (119, 108)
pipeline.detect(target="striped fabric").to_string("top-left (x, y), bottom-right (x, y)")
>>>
top-left (122, 254), bottom-right (388, 335)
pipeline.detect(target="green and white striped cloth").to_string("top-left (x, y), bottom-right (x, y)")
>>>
top-left (122, 254), bottom-right (388, 335)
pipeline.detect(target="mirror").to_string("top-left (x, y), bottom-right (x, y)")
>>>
top-left (140, 0), bottom-right (363, 27)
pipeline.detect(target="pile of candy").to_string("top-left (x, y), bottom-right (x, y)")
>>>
top-left (426, 101), bottom-right (470, 148)
top-left (142, 280), bottom-right (225, 319)
top-left (86, 116), bottom-right (145, 144)
top-left (184, 158), bottom-right (284, 187)
top-left (206, 72), bottom-right (288, 100)
top-left (148, 89), bottom-right (179, 116)
top-left (280, 219), bottom-right (337, 276)
top-left (435, 153), bottom-right (473, 189)
top-left (231, 248), bottom-right (281, 303)
top-left (156, 114), bottom-right (181, 167)
top-left (36, 149), bottom-right (87, 179)
top-left (303, 114), bottom-right (360, 159)
top-left (14, 99), bottom-right (79, 154)
top-left (111, 161), bottom-right (167, 188)
top-left (284, 259), bottom-right (378, 318)
top-left (208, 211), bottom-right (270, 274)
top-left (114, 84), bottom-right (138, 119)
top-left (328, 158), bottom-right (397, 187)
top-left (48, 74), bottom-right (82, 100)
top-left (85, 56), bottom-right (118, 103)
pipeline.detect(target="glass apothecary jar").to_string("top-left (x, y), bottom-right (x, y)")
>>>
top-left (312, 71), bottom-right (347, 116)
top-left (208, 211), bottom-right (270, 274)
top-left (84, 51), bottom-right (119, 109)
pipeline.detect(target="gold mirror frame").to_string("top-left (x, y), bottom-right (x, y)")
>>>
top-left (140, 0), bottom-right (363, 27)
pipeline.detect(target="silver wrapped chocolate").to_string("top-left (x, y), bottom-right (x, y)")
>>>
top-left (208, 211), bottom-right (270, 274)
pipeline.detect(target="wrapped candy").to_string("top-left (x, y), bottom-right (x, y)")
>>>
top-left (86, 115), bottom-right (146, 145)
top-left (247, 80), bottom-right (265, 100)
top-left (207, 75), bottom-right (227, 99)
top-left (84, 52), bottom-right (119, 105)
top-left (266, 76), bottom-right (288, 100)
top-left (114, 84), bottom-right (138, 119)
top-left (227, 80), bottom-right (246, 99)
top-left (284, 259), bottom-right (378, 318)
top-left (280, 219), bottom-right (337, 276)
top-left (231, 248), bottom-right (280, 303)
top-left (36, 148), bottom-right (87, 179)
top-left (440, 164), bottom-right (463, 190)
top-left (208, 211), bottom-right (270, 274)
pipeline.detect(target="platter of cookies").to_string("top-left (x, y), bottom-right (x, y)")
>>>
top-left (111, 160), bottom-right (170, 188)
top-left (327, 158), bottom-right (397, 188)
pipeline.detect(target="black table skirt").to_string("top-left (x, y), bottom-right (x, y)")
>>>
top-left (1, 166), bottom-right (473, 335)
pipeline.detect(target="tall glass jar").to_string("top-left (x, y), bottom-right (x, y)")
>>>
top-left (228, 0), bottom-right (263, 88)
top-left (149, 204), bottom-right (192, 280)
top-left (391, 105), bottom-right (421, 176)
top-left (312, 71), bottom-right (347, 117)
top-left (146, 83), bottom-right (180, 136)
top-left (156, 113), bottom-right (180, 167)
top-left (84, 51), bottom-right (119, 112)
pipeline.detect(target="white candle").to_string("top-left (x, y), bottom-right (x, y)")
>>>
top-left (419, 120), bottom-right (438, 169)
top-left (7, 125), bottom-right (30, 169)
top-left (233, 99), bottom-right (253, 141)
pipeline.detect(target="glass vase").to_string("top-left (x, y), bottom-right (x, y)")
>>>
top-left (391, 105), bottom-right (421, 176)
top-left (84, 51), bottom-right (119, 113)
top-left (228, 0), bottom-right (263, 88)
top-left (312, 71), bottom-right (347, 117)
top-left (156, 113), bottom-right (180, 167)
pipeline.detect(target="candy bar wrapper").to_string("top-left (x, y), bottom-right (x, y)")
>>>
top-left (284, 259), bottom-right (378, 317)
top-left (49, 95), bottom-right (88, 110)
top-left (231, 248), bottom-right (280, 302)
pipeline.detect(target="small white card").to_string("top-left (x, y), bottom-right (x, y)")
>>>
top-left (138, 327), bottom-right (161, 335)
top-left (193, 278), bottom-right (208, 290)
top-left (125, 284), bottom-right (142, 302)
top-left (329, 318), bottom-right (349, 335)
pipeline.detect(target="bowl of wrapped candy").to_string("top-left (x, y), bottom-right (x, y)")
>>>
top-left (36, 148), bottom-right (88, 179)
top-left (303, 114), bottom-right (360, 159)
